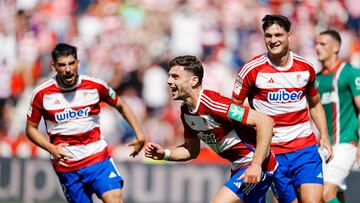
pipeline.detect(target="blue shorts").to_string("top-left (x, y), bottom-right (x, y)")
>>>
top-left (56, 158), bottom-right (123, 203)
top-left (272, 144), bottom-right (323, 203)
top-left (225, 167), bottom-right (274, 203)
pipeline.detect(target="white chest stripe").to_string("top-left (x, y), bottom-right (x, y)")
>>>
top-left (46, 115), bottom-right (100, 135)
top-left (272, 121), bottom-right (313, 143)
top-left (252, 98), bottom-right (307, 116)
top-left (43, 89), bottom-right (99, 110)
top-left (256, 71), bottom-right (310, 89)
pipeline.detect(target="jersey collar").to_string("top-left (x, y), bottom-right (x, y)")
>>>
top-left (321, 60), bottom-right (343, 75)
top-left (188, 88), bottom-right (204, 114)
top-left (266, 51), bottom-right (294, 71)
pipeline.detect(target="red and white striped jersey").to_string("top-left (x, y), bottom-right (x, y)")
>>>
top-left (27, 75), bottom-right (119, 173)
top-left (232, 52), bottom-right (318, 154)
top-left (181, 89), bottom-right (277, 173)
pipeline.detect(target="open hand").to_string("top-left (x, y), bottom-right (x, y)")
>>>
top-left (128, 138), bottom-right (145, 158)
top-left (144, 142), bottom-right (165, 160)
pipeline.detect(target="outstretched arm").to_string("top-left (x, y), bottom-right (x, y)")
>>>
top-left (26, 120), bottom-right (72, 166)
top-left (114, 96), bottom-right (145, 157)
top-left (239, 109), bottom-right (274, 184)
top-left (307, 94), bottom-right (333, 163)
top-left (144, 137), bottom-right (200, 162)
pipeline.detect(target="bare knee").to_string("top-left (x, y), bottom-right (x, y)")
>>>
top-left (300, 194), bottom-right (321, 203)
top-left (322, 182), bottom-right (338, 202)
top-left (102, 189), bottom-right (123, 203)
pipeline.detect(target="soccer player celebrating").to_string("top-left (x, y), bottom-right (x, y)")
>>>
top-left (26, 43), bottom-right (145, 203)
top-left (231, 14), bottom-right (333, 203)
top-left (145, 55), bottom-right (277, 203)
top-left (316, 29), bottom-right (360, 203)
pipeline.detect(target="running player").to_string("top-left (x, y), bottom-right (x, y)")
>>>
top-left (26, 43), bottom-right (145, 203)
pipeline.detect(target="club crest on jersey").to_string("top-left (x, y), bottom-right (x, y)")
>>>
top-left (268, 89), bottom-right (302, 103)
top-left (55, 107), bottom-right (91, 122)
top-left (108, 88), bottom-right (116, 100)
top-left (227, 104), bottom-right (245, 121)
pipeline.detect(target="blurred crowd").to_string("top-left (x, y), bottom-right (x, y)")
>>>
top-left (0, 0), bottom-right (359, 161)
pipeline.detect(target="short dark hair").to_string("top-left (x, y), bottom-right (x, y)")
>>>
top-left (169, 55), bottom-right (203, 87)
top-left (320, 29), bottom-right (342, 44)
top-left (51, 43), bottom-right (78, 64)
top-left (262, 14), bottom-right (291, 32)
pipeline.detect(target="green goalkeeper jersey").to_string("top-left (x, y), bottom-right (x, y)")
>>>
top-left (317, 61), bottom-right (360, 145)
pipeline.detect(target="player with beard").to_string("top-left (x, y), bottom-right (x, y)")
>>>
top-left (145, 55), bottom-right (278, 203)
top-left (26, 43), bottom-right (145, 203)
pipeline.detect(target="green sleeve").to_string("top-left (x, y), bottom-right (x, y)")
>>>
top-left (347, 65), bottom-right (360, 97)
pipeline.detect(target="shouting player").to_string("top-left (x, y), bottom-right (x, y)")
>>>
top-left (26, 43), bottom-right (145, 203)
top-left (145, 55), bottom-right (277, 203)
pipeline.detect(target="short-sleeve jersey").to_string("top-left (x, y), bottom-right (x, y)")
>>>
top-left (181, 89), bottom-right (277, 173)
top-left (27, 75), bottom-right (119, 173)
top-left (232, 52), bottom-right (318, 154)
top-left (317, 61), bottom-right (360, 145)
